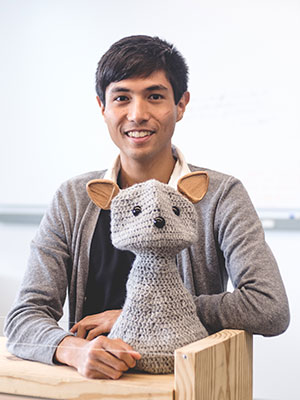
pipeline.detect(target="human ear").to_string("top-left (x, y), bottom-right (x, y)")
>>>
top-left (177, 171), bottom-right (209, 203)
top-left (86, 179), bottom-right (120, 210)
top-left (96, 95), bottom-right (106, 116)
top-left (176, 91), bottom-right (190, 122)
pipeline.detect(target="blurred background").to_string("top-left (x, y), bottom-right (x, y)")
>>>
top-left (0, 1), bottom-right (299, 399)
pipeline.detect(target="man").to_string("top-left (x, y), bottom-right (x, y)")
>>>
top-left (4, 35), bottom-right (290, 380)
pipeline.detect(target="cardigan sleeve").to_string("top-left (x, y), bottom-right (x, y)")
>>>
top-left (195, 177), bottom-right (290, 336)
top-left (4, 188), bottom-right (74, 364)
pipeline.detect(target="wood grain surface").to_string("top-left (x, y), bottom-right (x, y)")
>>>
top-left (174, 329), bottom-right (253, 400)
top-left (0, 330), bottom-right (253, 400)
top-left (0, 337), bottom-right (174, 399)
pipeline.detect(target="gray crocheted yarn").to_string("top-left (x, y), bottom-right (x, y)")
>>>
top-left (108, 179), bottom-right (208, 373)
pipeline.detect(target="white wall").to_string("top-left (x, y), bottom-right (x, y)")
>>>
top-left (0, 224), bottom-right (298, 400)
top-left (253, 231), bottom-right (299, 400)
top-left (0, 0), bottom-right (299, 210)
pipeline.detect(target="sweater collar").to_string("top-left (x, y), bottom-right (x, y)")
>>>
top-left (103, 146), bottom-right (191, 190)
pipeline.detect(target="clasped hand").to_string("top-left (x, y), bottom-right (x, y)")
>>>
top-left (55, 309), bottom-right (141, 379)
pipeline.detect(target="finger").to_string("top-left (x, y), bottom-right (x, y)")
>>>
top-left (79, 357), bottom-right (124, 380)
top-left (70, 320), bottom-right (93, 334)
top-left (131, 350), bottom-right (142, 360)
top-left (70, 315), bottom-right (96, 333)
top-left (90, 337), bottom-right (132, 371)
top-left (76, 324), bottom-right (88, 339)
top-left (102, 338), bottom-right (141, 369)
top-left (86, 326), bottom-right (108, 341)
top-left (70, 323), bottom-right (78, 333)
top-left (92, 345), bottom-right (129, 373)
top-left (115, 339), bottom-right (142, 360)
top-left (86, 328), bottom-right (105, 340)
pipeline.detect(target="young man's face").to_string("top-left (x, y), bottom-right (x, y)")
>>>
top-left (97, 70), bottom-right (189, 166)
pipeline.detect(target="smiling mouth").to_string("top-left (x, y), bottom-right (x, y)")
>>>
top-left (125, 130), bottom-right (155, 138)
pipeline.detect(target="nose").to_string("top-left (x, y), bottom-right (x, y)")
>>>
top-left (153, 216), bottom-right (165, 229)
top-left (127, 99), bottom-right (149, 124)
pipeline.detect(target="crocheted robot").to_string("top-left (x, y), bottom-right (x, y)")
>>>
top-left (86, 171), bottom-right (209, 373)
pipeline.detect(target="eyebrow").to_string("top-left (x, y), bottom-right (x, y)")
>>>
top-left (110, 84), bottom-right (168, 93)
top-left (145, 84), bottom-right (168, 92)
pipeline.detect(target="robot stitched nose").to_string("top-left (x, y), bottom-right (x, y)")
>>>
top-left (153, 216), bottom-right (165, 229)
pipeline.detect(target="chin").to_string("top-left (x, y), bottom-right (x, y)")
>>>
top-left (126, 148), bottom-right (156, 162)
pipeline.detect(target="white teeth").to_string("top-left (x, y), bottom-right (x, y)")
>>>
top-left (126, 130), bottom-right (153, 138)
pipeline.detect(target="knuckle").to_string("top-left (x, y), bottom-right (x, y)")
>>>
top-left (79, 364), bottom-right (94, 379)
top-left (86, 370), bottom-right (100, 379)
top-left (111, 370), bottom-right (123, 380)
top-left (119, 362), bottom-right (129, 372)
top-left (86, 346), bottom-right (97, 359)
top-left (95, 335), bottom-right (105, 345)
top-left (83, 369), bottom-right (94, 379)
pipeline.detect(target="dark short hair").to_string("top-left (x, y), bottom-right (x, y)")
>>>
top-left (95, 35), bottom-right (189, 105)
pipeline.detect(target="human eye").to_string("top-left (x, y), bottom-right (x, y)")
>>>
top-left (149, 93), bottom-right (164, 101)
top-left (114, 95), bottom-right (129, 102)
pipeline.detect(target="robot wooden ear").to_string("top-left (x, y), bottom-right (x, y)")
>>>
top-left (86, 179), bottom-right (120, 210)
top-left (177, 171), bottom-right (209, 203)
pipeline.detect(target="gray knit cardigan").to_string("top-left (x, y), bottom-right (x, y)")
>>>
top-left (4, 164), bottom-right (290, 365)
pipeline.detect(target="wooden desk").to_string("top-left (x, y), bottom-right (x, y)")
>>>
top-left (0, 330), bottom-right (253, 400)
top-left (0, 395), bottom-right (48, 400)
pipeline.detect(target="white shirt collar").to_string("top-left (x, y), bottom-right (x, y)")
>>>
top-left (103, 145), bottom-right (191, 190)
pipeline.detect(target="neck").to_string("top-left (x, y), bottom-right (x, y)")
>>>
top-left (132, 253), bottom-right (178, 275)
top-left (119, 149), bottom-right (176, 189)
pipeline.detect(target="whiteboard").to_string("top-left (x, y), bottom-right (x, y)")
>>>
top-left (0, 0), bottom-right (299, 210)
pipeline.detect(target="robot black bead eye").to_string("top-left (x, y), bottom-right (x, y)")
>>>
top-left (172, 206), bottom-right (180, 216)
top-left (132, 205), bottom-right (142, 216)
